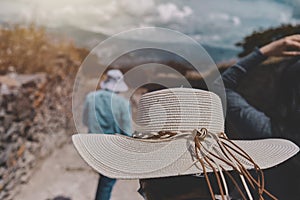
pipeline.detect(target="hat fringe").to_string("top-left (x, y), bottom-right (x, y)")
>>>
top-left (194, 128), bottom-right (278, 200)
top-left (135, 128), bottom-right (278, 200)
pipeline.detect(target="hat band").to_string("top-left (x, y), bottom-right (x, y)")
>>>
top-left (107, 75), bottom-right (122, 81)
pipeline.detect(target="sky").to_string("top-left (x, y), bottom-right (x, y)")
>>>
top-left (0, 0), bottom-right (299, 60)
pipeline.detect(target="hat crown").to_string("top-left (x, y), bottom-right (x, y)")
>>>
top-left (107, 69), bottom-right (123, 80)
top-left (135, 88), bottom-right (224, 134)
top-left (100, 69), bottom-right (128, 92)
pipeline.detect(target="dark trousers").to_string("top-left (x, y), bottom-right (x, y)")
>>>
top-left (95, 174), bottom-right (116, 200)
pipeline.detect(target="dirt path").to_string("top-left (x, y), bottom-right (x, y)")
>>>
top-left (14, 141), bottom-right (143, 200)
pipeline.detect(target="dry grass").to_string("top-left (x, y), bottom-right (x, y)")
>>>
top-left (0, 24), bottom-right (88, 76)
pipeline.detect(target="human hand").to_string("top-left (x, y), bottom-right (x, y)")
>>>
top-left (259, 34), bottom-right (300, 57)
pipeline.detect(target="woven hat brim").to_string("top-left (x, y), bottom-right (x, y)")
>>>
top-left (72, 134), bottom-right (299, 179)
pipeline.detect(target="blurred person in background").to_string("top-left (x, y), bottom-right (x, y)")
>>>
top-left (214, 34), bottom-right (300, 199)
top-left (83, 69), bottom-right (132, 200)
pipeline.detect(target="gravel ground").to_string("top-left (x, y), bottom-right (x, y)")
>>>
top-left (14, 140), bottom-right (143, 200)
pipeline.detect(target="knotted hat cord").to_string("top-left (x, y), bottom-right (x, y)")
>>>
top-left (133, 128), bottom-right (278, 200)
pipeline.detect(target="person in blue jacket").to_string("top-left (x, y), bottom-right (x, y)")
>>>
top-left (215, 34), bottom-right (300, 199)
top-left (83, 69), bottom-right (132, 200)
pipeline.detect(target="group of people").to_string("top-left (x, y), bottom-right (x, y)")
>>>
top-left (81, 35), bottom-right (300, 200)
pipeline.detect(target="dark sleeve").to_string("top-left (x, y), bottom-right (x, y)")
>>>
top-left (221, 48), bottom-right (267, 90)
top-left (214, 49), bottom-right (273, 139)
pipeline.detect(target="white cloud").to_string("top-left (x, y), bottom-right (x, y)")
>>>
top-left (157, 3), bottom-right (193, 23)
top-left (232, 16), bottom-right (241, 26)
top-left (120, 0), bottom-right (155, 16)
top-left (208, 13), bottom-right (240, 26)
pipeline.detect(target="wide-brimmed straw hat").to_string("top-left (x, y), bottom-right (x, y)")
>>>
top-left (73, 88), bottom-right (299, 180)
top-left (100, 69), bottom-right (128, 92)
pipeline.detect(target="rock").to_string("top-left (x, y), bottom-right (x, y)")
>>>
top-left (0, 84), bottom-right (11, 95)
top-left (0, 126), bottom-right (4, 135)
top-left (20, 172), bottom-right (30, 184)
top-left (7, 157), bottom-right (17, 169)
top-left (0, 145), bottom-right (12, 167)
top-left (0, 108), bottom-right (5, 117)
top-left (16, 74), bottom-right (46, 88)
top-left (3, 122), bottom-right (19, 141)
top-left (6, 102), bottom-right (14, 113)
top-left (5, 178), bottom-right (14, 190)
top-left (17, 144), bottom-right (26, 158)
top-left (22, 151), bottom-right (35, 167)
top-left (0, 152), bottom-right (7, 166)
top-left (0, 179), bottom-right (4, 191)
top-left (16, 98), bottom-right (34, 121)
top-left (25, 141), bottom-right (39, 153)
top-left (27, 131), bottom-right (41, 142)
top-left (52, 196), bottom-right (72, 200)
top-left (0, 190), bottom-right (9, 200)
top-left (0, 76), bottom-right (20, 88)
top-left (1, 169), bottom-right (9, 183)
top-left (14, 168), bottom-right (25, 182)
top-left (3, 114), bottom-right (16, 131)
top-left (0, 167), bottom-right (5, 176)
top-left (10, 132), bottom-right (18, 142)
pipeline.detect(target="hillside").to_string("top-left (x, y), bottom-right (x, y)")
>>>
top-left (0, 24), bottom-right (88, 199)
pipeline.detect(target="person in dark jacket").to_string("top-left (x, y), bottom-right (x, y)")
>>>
top-left (138, 35), bottom-right (300, 200)
top-left (214, 34), bottom-right (300, 199)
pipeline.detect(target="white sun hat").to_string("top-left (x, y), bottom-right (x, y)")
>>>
top-left (100, 69), bottom-right (128, 92)
top-left (72, 88), bottom-right (299, 180)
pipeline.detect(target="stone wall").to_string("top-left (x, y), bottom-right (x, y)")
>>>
top-left (0, 73), bottom-right (74, 200)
